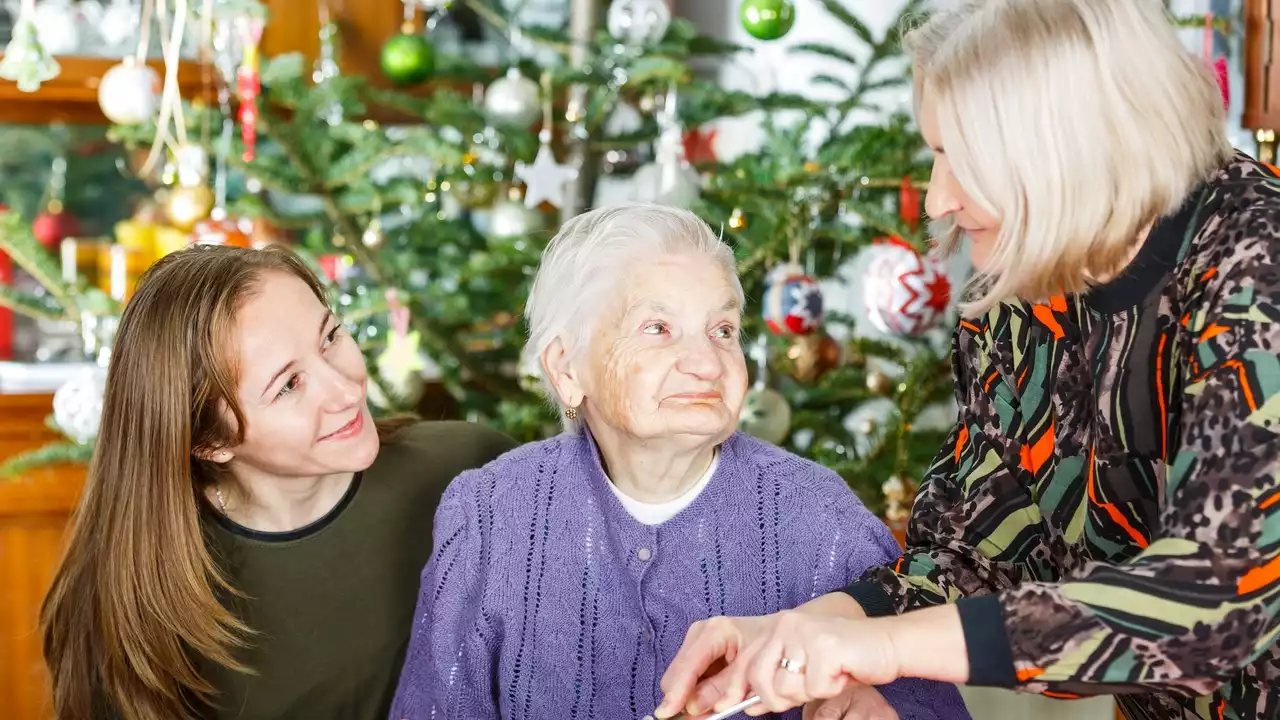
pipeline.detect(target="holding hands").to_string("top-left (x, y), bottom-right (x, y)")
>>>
top-left (654, 597), bottom-right (969, 719)
top-left (653, 610), bottom-right (900, 718)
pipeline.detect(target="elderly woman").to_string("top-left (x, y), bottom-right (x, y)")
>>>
top-left (655, 1), bottom-right (1280, 719)
top-left (387, 203), bottom-right (969, 719)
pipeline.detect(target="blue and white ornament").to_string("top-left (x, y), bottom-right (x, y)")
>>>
top-left (762, 262), bottom-right (823, 335)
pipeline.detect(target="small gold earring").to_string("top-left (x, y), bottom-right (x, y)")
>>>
top-left (564, 406), bottom-right (578, 420)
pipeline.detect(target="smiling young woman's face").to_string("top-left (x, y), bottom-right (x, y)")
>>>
top-left (218, 270), bottom-right (379, 480)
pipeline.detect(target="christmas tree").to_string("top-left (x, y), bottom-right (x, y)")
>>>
top-left (0, 0), bottom-right (1231, 512)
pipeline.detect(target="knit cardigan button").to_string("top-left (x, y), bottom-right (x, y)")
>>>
top-left (637, 547), bottom-right (652, 561)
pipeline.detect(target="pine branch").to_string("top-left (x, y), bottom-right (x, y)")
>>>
top-left (462, 0), bottom-right (573, 54)
top-left (0, 441), bottom-right (92, 479)
top-left (791, 42), bottom-right (863, 68)
top-left (256, 109), bottom-right (521, 400)
top-left (0, 211), bottom-right (77, 320)
top-left (0, 282), bottom-right (66, 321)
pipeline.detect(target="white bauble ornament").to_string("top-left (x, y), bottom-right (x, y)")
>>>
top-left (738, 386), bottom-right (792, 445)
top-left (52, 367), bottom-right (108, 445)
top-left (862, 238), bottom-right (952, 336)
top-left (98, 59), bottom-right (160, 125)
top-left (604, 102), bottom-right (644, 137)
top-left (484, 68), bottom-right (541, 128)
top-left (486, 195), bottom-right (543, 239)
top-left (607, 0), bottom-right (671, 47)
top-left (631, 159), bottom-right (700, 208)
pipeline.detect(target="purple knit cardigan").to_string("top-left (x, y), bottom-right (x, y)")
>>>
top-left (388, 430), bottom-right (970, 720)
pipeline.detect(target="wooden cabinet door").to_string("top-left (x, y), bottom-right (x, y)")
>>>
top-left (261, 0), bottom-right (403, 88)
top-left (0, 394), bottom-right (85, 720)
top-left (1244, 0), bottom-right (1280, 131)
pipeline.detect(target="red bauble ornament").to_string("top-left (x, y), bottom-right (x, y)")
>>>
top-left (763, 262), bottom-right (824, 335)
top-left (32, 208), bottom-right (81, 248)
top-left (863, 237), bottom-right (951, 336)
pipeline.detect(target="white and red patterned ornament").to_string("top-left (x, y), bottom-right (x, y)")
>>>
top-left (763, 262), bottom-right (823, 335)
top-left (862, 237), bottom-right (951, 336)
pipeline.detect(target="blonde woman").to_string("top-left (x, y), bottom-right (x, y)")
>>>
top-left (653, 1), bottom-right (1280, 719)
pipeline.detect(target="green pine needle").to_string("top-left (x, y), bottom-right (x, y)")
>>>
top-left (0, 211), bottom-right (77, 319)
top-left (0, 441), bottom-right (92, 479)
top-left (0, 282), bottom-right (66, 321)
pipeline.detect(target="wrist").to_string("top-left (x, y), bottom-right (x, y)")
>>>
top-left (880, 604), bottom-right (970, 684)
top-left (797, 591), bottom-right (868, 619)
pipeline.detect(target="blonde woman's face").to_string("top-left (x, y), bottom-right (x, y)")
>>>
top-left (918, 92), bottom-right (1002, 271)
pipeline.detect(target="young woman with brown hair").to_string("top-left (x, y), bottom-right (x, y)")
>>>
top-left (39, 244), bottom-right (516, 720)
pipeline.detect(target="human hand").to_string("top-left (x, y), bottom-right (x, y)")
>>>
top-left (802, 685), bottom-right (899, 720)
top-left (656, 610), bottom-right (901, 717)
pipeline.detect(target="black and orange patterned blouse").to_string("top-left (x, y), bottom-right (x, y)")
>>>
top-left (846, 153), bottom-right (1280, 720)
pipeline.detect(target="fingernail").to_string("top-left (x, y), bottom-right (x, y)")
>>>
top-left (686, 702), bottom-right (701, 715)
top-left (653, 701), bottom-right (672, 718)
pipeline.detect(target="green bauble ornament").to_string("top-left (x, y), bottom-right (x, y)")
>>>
top-left (740, 0), bottom-right (796, 41)
top-left (380, 24), bottom-right (435, 86)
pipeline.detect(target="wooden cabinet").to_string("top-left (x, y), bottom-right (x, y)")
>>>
top-left (0, 56), bottom-right (205, 125)
top-left (0, 0), bottom-right (409, 125)
top-left (260, 0), bottom-right (404, 89)
top-left (0, 393), bottom-right (84, 720)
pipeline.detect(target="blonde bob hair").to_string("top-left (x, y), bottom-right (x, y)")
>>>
top-left (908, 0), bottom-right (1234, 316)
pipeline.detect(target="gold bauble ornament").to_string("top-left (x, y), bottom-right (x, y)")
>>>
top-left (164, 185), bottom-right (214, 231)
top-left (866, 370), bottom-right (893, 395)
top-left (729, 207), bottom-right (747, 230)
top-left (449, 176), bottom-right (500, 209)
top-left (784, 333), bottom-right (841, 383)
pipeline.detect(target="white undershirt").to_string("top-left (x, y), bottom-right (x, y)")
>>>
top-left (606, 450), bottom-right (720, 526)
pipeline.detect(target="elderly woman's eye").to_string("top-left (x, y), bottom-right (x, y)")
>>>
top-left (642, 322), bottom-right (670, 335)
top-left (712, 324), bottom-right (737, 339)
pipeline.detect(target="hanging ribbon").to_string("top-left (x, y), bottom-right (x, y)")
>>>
top-left (140, 0), bottom-right (192, 177)
top-left (1203, 13), bottom-right (1229, 110)
top-left (387, 289), bottom-right (410, 339)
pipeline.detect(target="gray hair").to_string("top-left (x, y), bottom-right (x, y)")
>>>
top-left (522, 202), bottom-right (744, 432)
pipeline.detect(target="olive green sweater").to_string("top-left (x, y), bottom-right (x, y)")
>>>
top-left (198, 421), bottom-right (516, 720)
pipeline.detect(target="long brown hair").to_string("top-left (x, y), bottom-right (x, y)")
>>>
top-left (40, 245), bottom-right (410, 719)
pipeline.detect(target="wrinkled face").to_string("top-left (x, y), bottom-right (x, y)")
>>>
top-left (578, 252), bottom-right (748, 444)
top-left (918, 90), bottom-right (1003, 271)
top-left (218, 271), bottom-right (379, 479)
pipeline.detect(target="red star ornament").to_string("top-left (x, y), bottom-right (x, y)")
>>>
top-left (682, 127), bottom-right (718, 166)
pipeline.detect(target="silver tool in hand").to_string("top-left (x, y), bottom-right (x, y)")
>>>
top-left (667, 695), bottom-right (762, 720)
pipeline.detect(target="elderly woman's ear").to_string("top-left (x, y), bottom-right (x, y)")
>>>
top-left (541, 336), bottom-right (585, 410)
